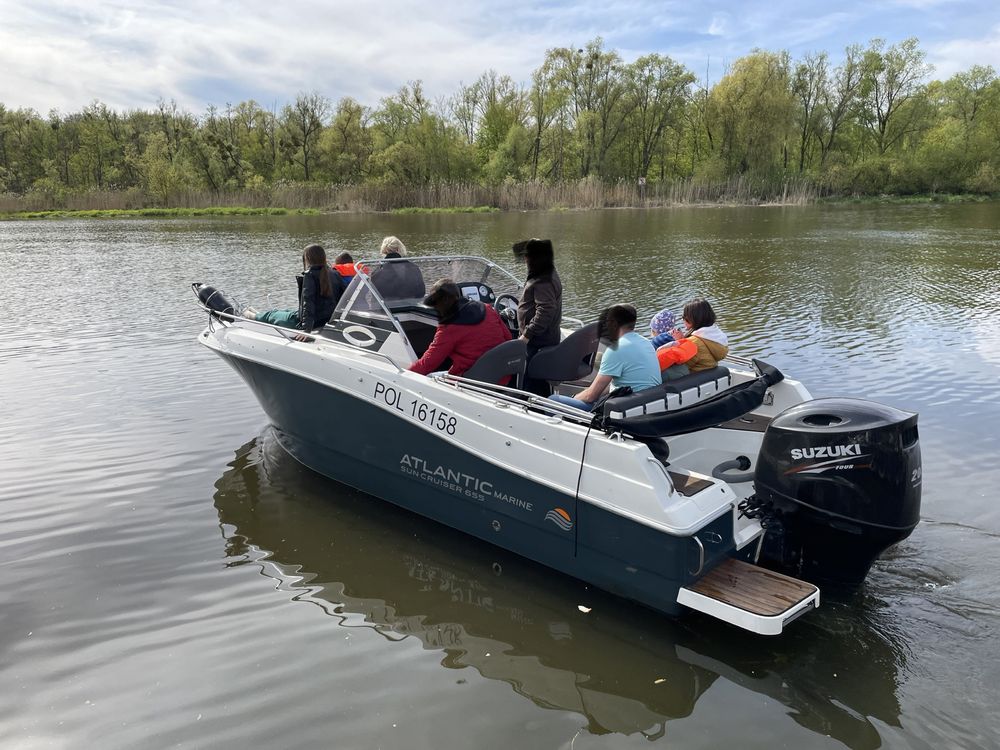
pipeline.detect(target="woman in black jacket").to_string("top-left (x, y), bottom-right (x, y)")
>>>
top-left (513, 238), bottom-right (563, 395)
top-left (246, 244), bottom-right (343, 332)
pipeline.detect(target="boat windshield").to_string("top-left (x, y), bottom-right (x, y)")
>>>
top-left (335, 255), bottom-right (523, 322)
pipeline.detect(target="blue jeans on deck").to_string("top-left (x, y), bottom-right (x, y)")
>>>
top-left (548, 394), bottom-right (594, 411)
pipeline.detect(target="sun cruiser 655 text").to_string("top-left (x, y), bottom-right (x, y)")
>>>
top-left (194, 255), bottom-right (921, 635)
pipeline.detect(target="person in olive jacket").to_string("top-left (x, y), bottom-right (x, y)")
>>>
top-left (512, 238), bottom-right (563, 395)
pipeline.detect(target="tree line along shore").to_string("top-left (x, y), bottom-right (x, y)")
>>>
top-left (1, 37), bottom-right (997, 216)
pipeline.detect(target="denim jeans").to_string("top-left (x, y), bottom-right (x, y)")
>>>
top-left (548, 394), bottom-right (593, 411)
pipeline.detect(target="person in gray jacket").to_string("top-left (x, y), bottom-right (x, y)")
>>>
top-left (371, 236), bottom-right (425, 301)
top-left (512, 238), bottom-right (563, 395)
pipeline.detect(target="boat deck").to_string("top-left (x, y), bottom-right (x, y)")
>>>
top-left (686, 558), bottom-right (817, 617)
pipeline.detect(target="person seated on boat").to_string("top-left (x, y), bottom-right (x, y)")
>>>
top-left (332, 252), bottom-right (357, 289)
top-left (370, 236), bottom-right (425, 301)
top-left (244, 244), bottom-right (343, 334)
top-left (655, 298), bottom-right (729, 374)
top-left (512, 238), bottom-right (563, 396)
top-left (548, 304), bottom-right (660, 411)
top-left (649, 308), bottom-right (689, 381)
top-left (409, 278), bottom-right (512, 379)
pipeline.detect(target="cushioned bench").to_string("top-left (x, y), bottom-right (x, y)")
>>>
top-left (601, 366), bottom-right (732, 419)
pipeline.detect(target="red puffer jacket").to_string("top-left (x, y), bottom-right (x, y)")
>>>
top-left (410, 299), bottom-right (512, 377)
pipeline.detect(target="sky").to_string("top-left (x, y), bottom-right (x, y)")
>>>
top-left (1, 0), bottom-right (998, 115)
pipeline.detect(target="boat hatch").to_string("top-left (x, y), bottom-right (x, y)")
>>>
top-left (677, 558), bottom-right (819, 635)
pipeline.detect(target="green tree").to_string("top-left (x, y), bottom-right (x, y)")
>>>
top-left (320, 98), bottom-right (372, 183)
top-left (139, 130), bottom-right (188, 203)
top-left (707, 50), bottom-right (794, 175)
top-left (858, 38), bottom-right (933, 155)
top-left (791, 52), bottom-right (828, 173)
top-left (280, 92), bottom-right (331, 181)
top-left (624, 53), bottom-right (695, 178)
top-left (818, 44), bottom-right (865, 167)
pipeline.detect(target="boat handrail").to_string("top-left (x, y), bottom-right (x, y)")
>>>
top-left (197, 301), bottom-right (406, 372)
top-left (345, 347), bottom-right (404, 373)
top-left (436, 374), bottom-right (597, 425)
top-left (724, 353), bottom-right (754, 369)
top-left (199, 304), bottom-right (301, 343)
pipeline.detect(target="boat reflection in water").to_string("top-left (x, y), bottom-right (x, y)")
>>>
top-left (213, 430), bottom-right (908, 744)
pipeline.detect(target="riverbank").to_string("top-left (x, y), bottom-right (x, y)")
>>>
top-left (3, 193), bottom-right (995, 221)
top-left (0, 207), bottom-right (321, 221)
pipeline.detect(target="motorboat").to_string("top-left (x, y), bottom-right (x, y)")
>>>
top-left (193, 255), bottom-right (922, 635)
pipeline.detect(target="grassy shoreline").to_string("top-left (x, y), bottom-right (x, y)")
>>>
top-left (0, 207), bottom-right (321, 220)
top-left (1, 194), bottom-right (994, 221)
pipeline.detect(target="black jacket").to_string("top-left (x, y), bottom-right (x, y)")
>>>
top-left (299, 265), bottom-right (343, 330)
top-left (517, 270), bottom-right (563, 347)
top-left (371, 252), bottom-right (426, 300)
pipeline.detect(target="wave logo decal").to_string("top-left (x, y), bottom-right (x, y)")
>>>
top-left (545, 508), bottom-right (573, 531)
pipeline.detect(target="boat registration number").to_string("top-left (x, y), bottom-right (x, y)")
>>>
top-left (374, 382), bottom-right (457, 435)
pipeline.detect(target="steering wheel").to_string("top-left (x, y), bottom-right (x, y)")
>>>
top-left (494, 293), bottom-right (520, 334)
top-left (495, 293), bottom-right (520, 315)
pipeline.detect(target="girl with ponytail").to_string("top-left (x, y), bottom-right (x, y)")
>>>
top-left (245, 244), bottom-right (343, 332)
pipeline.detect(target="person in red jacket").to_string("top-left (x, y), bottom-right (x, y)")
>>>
top-left (410, 278), bottom-right (512, 378)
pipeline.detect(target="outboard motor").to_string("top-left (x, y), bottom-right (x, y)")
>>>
top-left (194, 283), bottom-right (236, 317)
top-left (753, 398), bottom-right (921, 588)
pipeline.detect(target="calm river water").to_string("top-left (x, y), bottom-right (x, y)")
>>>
top-left (1, 204), bottom-right (998, 749)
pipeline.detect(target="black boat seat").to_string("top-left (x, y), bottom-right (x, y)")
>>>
top-left (601, 366), bottom-right (732, 419)
top-left (463, 338), bottom-right (528, 388)
top-left (525, 322), bottom-right (600, 384)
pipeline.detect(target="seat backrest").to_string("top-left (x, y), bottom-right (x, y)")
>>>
top-left (601, 366), bottom-right (732, 418)
top-left (463, 338), bottom-right (528, 388)
top-left (525, 322), bottom-right (600, 383)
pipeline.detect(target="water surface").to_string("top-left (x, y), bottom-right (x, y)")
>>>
top-left (1, 204), bottom-right (998, 749)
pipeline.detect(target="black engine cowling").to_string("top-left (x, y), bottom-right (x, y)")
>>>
top-left (753, 398), bottom-right (921, 587)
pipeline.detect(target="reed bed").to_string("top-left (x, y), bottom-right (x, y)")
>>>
top-left (0, 176), bottom-right (828, 216)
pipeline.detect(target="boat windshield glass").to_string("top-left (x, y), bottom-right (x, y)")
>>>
top-left (335, 255), bottom-right (523, 323)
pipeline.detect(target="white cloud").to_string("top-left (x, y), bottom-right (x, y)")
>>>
top-left (0, 0), bottom-right (567, 113)
top-left (707, 13), bottom-right (729, 37)
top-left (930, 25), bottom-right (1000, 79)
top-left (0, 0), bottom-right (997, 115)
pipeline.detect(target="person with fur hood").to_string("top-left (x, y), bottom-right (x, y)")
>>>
top-left (512, 238), bottom-right (563, 395)
top-left (655, 298), bottom-right (729, 373)
top-left (409, 278), bottom-right (512, 379)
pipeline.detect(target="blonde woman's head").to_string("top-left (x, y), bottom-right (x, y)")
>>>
top-left (380, 236), bottom-right (407, 256)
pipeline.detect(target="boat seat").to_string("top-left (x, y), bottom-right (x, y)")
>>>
top-left (525, 322), bottom-right (600, 384)
top-left (601, 366), bottom-right (732, 419)
top-left (463, 338), bottom-right (527, 388)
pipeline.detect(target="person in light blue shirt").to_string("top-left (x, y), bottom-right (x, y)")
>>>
top-left (549, 304), bottom-right (661, 411)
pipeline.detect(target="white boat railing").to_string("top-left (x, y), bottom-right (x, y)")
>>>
top-left (435, 373), bottom-right (597, 426)
top-left (196, 300), bottom-right (408, 372)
